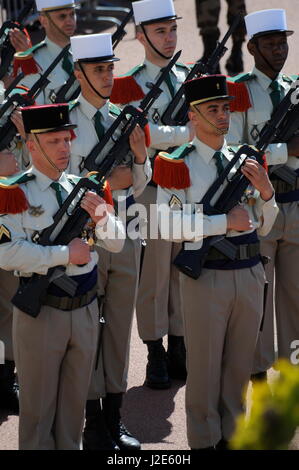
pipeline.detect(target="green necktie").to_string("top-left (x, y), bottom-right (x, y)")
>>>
top-left (94, 111), bottom-right (106, 141)
top-left (213, 151), bottom-right (226, 176)
top-left (269, 80), bottom-right (282, 110)
top-left (62, 52), bottom-right (74, 76)
top-left (161, 69), bottom-right (175, 98)
top-left (50, 181), bottom-right (63, 207)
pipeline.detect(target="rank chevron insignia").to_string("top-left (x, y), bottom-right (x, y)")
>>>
top-left (0, 225), bottom-right (11, 244)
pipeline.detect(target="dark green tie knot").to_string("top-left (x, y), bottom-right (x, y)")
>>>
top-left (94, 110), bottom-right (105, 140)
top-left (62, 52), bottom-right (74, 76)
top-left (50, 181), bottom-right (63, 207)
top-left (213, 151), bottom-right (225, 176)
top-left (161, 68), bottom-right (175, 98)
top-left (269, 80), bottom-right (282, 110)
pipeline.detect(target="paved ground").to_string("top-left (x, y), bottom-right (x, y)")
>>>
top-left (1, 0), bottom-right (299, 451)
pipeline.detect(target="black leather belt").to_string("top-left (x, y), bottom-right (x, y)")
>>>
top-left (206, 242), bottom-right (260, 261)
top-left (271, 178), bottom-right (299, 194)
top-left (44, 285), bottom-right (97, 311)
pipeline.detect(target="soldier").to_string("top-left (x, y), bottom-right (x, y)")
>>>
top-left (68, 32), bottom-right (151, 450)
top-left (13, 0), bottom-right (78, 104)
top-left (0, 103), bottom-right (125, 449)
top-left (155, 74), bottom-right (278, 449)
top-left (0, 81), bottom-right (34, 416)
top-left (195, 0), bottom-right (247, 75)
top-left (111, 0), bottom-right (193, 390)
top-left (227, 9), bottom-right (299, 381)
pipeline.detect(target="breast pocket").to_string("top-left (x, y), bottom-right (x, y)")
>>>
top-left (247, 107), bottom-right (271, 143)
top-left (22, 212), bottom-right (55, 242)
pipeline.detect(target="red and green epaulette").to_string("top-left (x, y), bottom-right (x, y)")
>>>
top-left (153, 143), bottom-right (194, 189)
top-left (227, 72), bottom-right (254, 112)
top-left (0, 172), bottom-right (35, 214)
top-left (110, 64), bottom-right (146, 104)
top-left (13, 41), bottom-right (46, 77)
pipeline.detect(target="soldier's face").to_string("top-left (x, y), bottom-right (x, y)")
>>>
top-left (189, 99), bottom-right (231, 136)
top-left (40, 8), bottom-right (77, 38)
top-left (138, 20), bottom-right (178, 58)
top-left (74, 62), bottom-right (115, 98)
top-left (249, 33), bottom-right (289, 73)
top-left (29, 131), bottom-right (72, 172)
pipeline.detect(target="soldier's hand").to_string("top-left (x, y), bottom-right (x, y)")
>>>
top-left (80, 191), bottom-right (109, 225)
top-left (10, 109), bottom-right (26, 140)
top-left (68, 238), bottom-right (91, 265)
top-left (227, 205), bottom-right (253, 232)
top-left (0, 150), bottom-right (19, 176)
top-left (108, 165), bottom-right (133, 190)
top-left (9, 28), bottom-right (30, 52)
top-left (241, 158), bottom-right (274, 201)
top-left (129, 124), bottom-right (147, 164)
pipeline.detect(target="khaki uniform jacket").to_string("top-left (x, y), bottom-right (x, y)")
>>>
top-left (157, 138), bottom-right (279, 244)
top-left (0, 168), bottom-right (125, 276)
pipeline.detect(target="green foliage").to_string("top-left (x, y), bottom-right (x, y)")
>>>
top-left (230, 360), bottom-right (299, 450)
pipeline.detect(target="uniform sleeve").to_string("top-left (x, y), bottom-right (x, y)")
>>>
top-left (148, 122), bottom-right (191, 150)
top-left (157, 185), bottom-right (227, 243)
top-left (95, 212), bottom-right (125, 253)
top-left (255, 193), bottom-right (279, 237)
top-left (0, 213), bottom-right (69, 274)
top-left (131, 157), bottom-right (152, 198)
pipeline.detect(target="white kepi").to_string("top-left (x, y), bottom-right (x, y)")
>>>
top-left (70, 33), bottom-right (119, 63)
top-left (35, 0), bottom-right (76, 12)
top-left (245, 9), bottom-right (293, 40)
top-left (132, 0), bottom-right (181, 25)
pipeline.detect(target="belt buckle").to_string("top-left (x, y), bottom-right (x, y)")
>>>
top-left (239, 245), bottom-right (248, 260)
top-left (60, 297), bottom-right (72, 310)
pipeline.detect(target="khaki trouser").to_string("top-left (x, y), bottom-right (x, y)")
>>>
top-left (182, 264), bottom-right (265, 448)
top-left (254, 201), bottom-right (299, 370)
top-left (88, 237), bottom-right (140, 399)
top-left (135, 185), bottom-right (184, 341)
top-left (13, 299), bottom-right (99, 450)
top-left (0, 269), bottom-right (19, 361)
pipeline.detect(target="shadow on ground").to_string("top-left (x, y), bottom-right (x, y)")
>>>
top-left (122, 381), bottom-right (185, 445)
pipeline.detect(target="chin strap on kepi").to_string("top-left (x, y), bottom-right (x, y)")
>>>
top-left (78, 62), bottom-right (110, 100)
top-left (141, 24), bottom-right (173, 60)
top-left (45, 11), bottom-right (71, 41)
top-left (192, 104), bottom-right (228, 135)
top-left (33, 134), bottom-right (63, 173)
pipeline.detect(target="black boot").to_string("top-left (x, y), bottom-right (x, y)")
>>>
top-left (83, 399), bottom-right (119, 450)
top-left (226, 41), bottom-right (244, 76)
top-left (167, 335), bottom-right (187, 381)
top-left (201, 32), bottom-right (221, 74)
top-left (103, 393), bottom-right (141, 451)
top-left (144, 339), bottom-right (171, 389)
top-left (0, 360), bottom-right (19, 414)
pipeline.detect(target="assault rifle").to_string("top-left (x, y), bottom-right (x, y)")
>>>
top-left (81, 50), bottom-right (182, 173)
top-left (53, 8), bottom-right (133, 103)
top-left (11, 50), bottom-right (182, 317)
top-left (161, 13), bottom-right (242, 126)
top-left (0, 0), bottom-right (35, 80)
top-left (0, 44), bottom-right (71, 151)
top-left (112, 7), bottom-right (133, 49)
top-left (173, 83), bottom-right (299, 279)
